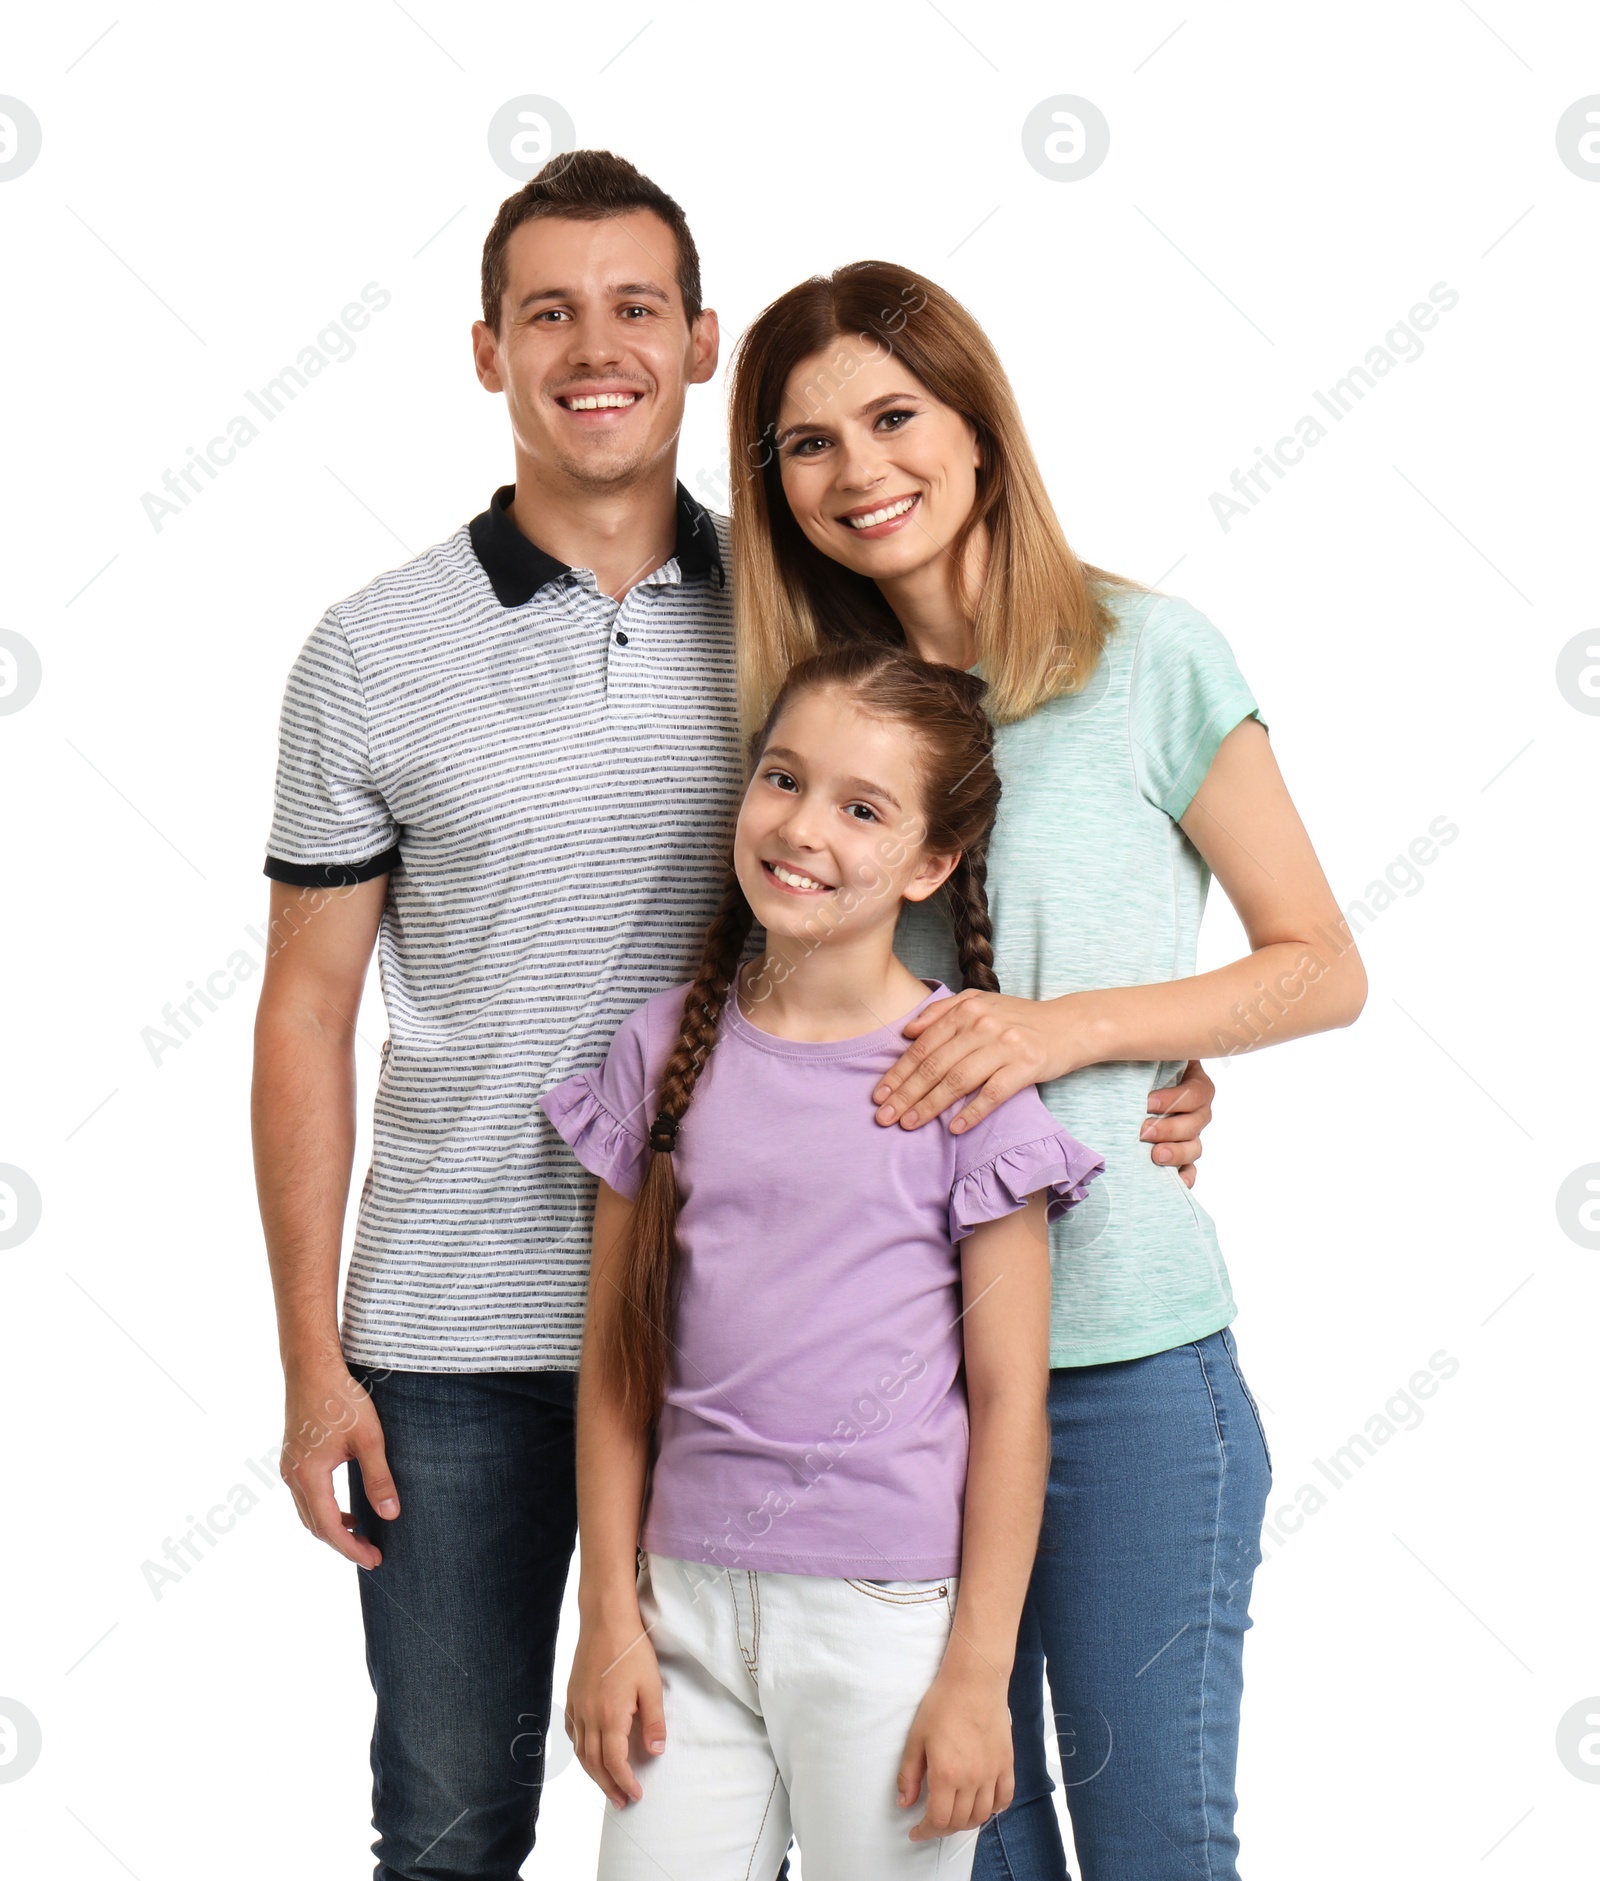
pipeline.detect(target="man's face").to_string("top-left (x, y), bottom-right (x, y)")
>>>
top-left (472, 210), bottom-right (718, 491)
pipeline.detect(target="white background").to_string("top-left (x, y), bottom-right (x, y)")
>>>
top-left (2, 2), bottom-right (1597, 1875)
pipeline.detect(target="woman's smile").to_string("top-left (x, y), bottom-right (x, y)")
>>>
top-left (836, 492), bottom-right (922, 537)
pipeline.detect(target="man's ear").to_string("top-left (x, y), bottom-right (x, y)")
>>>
top-left (471, 319), bottom-right (506, 394)
top-left (689, 308), bottom-right (720, 387)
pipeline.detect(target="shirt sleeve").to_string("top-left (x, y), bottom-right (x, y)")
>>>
top-left (264, 609), bottom-right (400, 887)
top-left (947, 1087), bottom-right (1104, 1244)
top-left (538, 1002), bottom-right (654, 1202)
top-left (1128, 596), bottom-right (1265, 823)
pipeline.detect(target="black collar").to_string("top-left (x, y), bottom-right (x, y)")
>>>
top-left (468, 482), bottom-right (724, 608)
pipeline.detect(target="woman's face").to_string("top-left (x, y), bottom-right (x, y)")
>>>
top-left (734, 687), bottom-right (957, 949)
top-left (774, 334), bottom-right (981, 585)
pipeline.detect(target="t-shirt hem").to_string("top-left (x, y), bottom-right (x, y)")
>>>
top-left (341, 1339), bottom-right (580, 1375)
top-left (643, 1532), bottom-right (961, 1579)
top-left (1048, 1304), bottom-right (1236, 1370)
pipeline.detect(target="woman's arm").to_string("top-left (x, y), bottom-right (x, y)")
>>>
top-left (875, 719), bottom-right (1367, 1132)
top-left (566, 1178), bottom-right (665, 1807)
top-left (900, 1192), bottom-right (1051, 1842)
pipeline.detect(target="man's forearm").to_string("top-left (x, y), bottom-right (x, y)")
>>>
top-left (252, 1006), bottom-right (358, 1368)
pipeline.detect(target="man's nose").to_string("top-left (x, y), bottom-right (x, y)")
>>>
top-left (562, 310), bottom-right (624, 371)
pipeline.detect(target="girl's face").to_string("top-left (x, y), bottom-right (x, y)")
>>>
top-left (774, 334), bottom-right (982, 585)
top-left (734, 688), bottom-right (959, 945)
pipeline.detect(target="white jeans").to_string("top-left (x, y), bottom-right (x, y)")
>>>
top-left (595, 1551), bottom-right (981, 1881)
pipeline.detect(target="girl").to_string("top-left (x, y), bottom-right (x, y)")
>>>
top-left (541, 646), bottom-right (1103, 1880)
top-left (728, 263), bottom-right (1367, 1880)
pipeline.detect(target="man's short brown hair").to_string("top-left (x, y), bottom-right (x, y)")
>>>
top-left (480, 149), bottom-right (703, 329)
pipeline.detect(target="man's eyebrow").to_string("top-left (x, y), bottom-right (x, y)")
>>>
top-left (772, 390), bottom-right (920, 448)
top-left (762, 746), bottom-right (902, 811)
top-left (512, 280), bottom-right (672, 313)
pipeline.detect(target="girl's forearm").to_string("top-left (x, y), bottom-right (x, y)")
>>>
top-left (574, 1368), bottom-right (651, 1622)
top-left (1048, 934), bottom-right (1367, 1074)
top-left (941, 1387), bottom-right (1049, 1684)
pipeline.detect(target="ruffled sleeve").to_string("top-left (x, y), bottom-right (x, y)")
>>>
top-left (948, 1122), bottom-right (1104, 1243)
top-left (539, 1072), bottom-right (650, 1202)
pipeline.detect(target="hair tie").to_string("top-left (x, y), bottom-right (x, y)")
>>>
top-left (649, 1112), bottom-right (680, 1153)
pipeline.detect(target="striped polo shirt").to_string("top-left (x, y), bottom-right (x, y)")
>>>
top-left (265, 484), bottom-right (747, 1371)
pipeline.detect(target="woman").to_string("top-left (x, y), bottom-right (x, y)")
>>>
top-left (727, 263), bottom-right (1366, 1880)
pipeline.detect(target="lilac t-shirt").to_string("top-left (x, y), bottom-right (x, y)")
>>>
top-left (539, 979), bottom-right (1103, 1578)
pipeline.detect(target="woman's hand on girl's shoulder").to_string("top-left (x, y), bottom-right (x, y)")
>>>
top-left (871, 989), bottom-right (1060, 1134)
top-left (897, 1666), bottom-right (1015, 1841)
top-left (565, 1609), bottom-right (665, 1808)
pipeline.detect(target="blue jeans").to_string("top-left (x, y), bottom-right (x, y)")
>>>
top-left (348, 1365), bottom-right (579, 1881)
top-left (972, 1328), bottom-right (1272, 1881)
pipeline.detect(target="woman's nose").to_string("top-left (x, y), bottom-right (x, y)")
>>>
top-left (834, 436), bottom-right (887, 493)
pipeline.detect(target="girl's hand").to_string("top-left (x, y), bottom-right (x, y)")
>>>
top-left (565, 1610), bottom-right (666, 1808)
top-left (897, 1668), bottom-right (1014, 1841)
top-left (871, 990), bottom-right (1059, 1134)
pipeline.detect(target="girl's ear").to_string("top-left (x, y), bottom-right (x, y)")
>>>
top-left (901, 846), bottom-right (962, 905)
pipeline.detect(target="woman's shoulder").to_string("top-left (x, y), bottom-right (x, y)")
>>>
top-left (1099, 582), bottom-right (1218, 643)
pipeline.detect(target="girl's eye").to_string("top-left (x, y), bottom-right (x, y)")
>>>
top-left (847, 802), bottom-right (879, 824)
top-left (764, 769), bottom-right (798, 791)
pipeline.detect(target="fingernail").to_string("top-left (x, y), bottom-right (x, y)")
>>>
top-left (903, 1112), bottom-right (918, 1128)
top-left (1139, 1121), bottom-right (1155, 1139)
top-left (377, 1499), bottom-right (399, 1516)
top-left (1154, 1147), bottom-right (1169, 1162)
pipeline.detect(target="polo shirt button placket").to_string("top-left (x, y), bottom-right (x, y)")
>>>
top-left (608, 587), bottom-right (653, 718)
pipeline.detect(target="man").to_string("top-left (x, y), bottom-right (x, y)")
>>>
top-left (252, 150), bottom-right (1215, 1879)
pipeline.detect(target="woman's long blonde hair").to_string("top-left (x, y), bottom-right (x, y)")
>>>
top-left (728, 261), bottom-right (1138, 735)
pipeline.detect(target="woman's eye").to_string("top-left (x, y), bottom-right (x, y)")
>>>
top-left (877, 409), bottom-right (913, 432)
top-left (787, 436), bottom-right (829, 457)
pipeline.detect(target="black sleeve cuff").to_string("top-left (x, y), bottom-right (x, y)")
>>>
top-left (264, 845), bottom-right (402, 888)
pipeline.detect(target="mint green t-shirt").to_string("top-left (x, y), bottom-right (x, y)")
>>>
top-left (894, 587), bottom-right (1263, 1367)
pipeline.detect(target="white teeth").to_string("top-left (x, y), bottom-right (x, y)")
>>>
top-left (846, 495), bottom-right (916, 529)
top-left (564, 393), bottom-right (638, 410)
top-left (771, 863), bottom-right (831, 891)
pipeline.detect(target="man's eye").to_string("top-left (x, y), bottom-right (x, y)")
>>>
top-left (533, 309), bottom-right (570, 323)
top-left (621, 305), bottom-right (652, 318)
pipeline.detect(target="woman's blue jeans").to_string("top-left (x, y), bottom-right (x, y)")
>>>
top-left (972, 1328), bottom-right (1272, 1881)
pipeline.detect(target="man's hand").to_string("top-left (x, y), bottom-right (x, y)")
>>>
top-left (1141, 1060), bottom-right (1214, 1188)
top-left (281, 1358), bottom-right (398, 1569)
top-left (566, 1610), bottom-right (666, 1808)
top-left (898, 1666), bottom-right (1013, 1841)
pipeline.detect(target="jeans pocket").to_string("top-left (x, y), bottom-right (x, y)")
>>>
top-left (1221, 1327), bottom-right (1273, 1474)
top-left (841, 1576), bottom-right (952, 1606)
